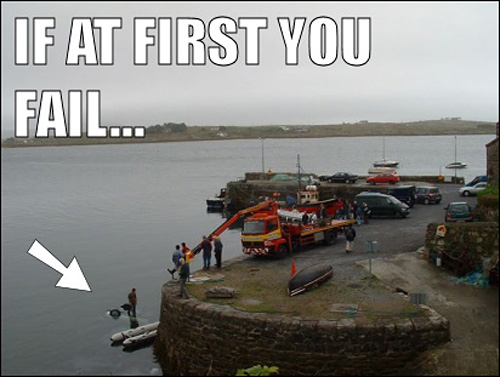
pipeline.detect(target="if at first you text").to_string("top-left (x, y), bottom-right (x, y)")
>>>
top-left (16, 16), bottom-right (371, 67)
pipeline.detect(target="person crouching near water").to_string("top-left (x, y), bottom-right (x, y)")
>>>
top-left (178, 258), bottom-right (190, 299)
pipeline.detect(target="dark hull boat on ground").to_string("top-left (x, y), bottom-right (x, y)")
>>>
top-left (288, 263), bottom-right (333, 297)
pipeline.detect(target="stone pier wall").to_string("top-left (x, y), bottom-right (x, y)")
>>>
top-left (226, 173), bottom-right (464, 211)
top-left (424, 222), bottom-right (499, 276)
top-left (154, 283), bottom-right (450, 376)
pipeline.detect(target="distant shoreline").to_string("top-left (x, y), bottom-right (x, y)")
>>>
top-left (2, 119), bottom-right (496, 148)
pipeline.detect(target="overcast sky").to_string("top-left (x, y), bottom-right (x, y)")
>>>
top-left (1, 1), bottom-right (498, 137)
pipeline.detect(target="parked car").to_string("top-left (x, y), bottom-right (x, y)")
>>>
top-left (366, 174), bottom-right (400, 185)
top-left (459, 182), bottom-right (487, 196)
top-left (324, 172), bottom-right (358, 183)
top-left (444, 202), bottom-right (473, 222)
top-left (387, 185), bottom-right (416, 207)
top-left (465, 175), bottom-right (487, 187)
top-left (415, 185), bottom-right (442, 205)
top-left (354, 192), bottom-right (410, 218)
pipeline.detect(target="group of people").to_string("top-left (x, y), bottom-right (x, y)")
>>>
top-left (201, 235), bottom-right (224, 270)
top-left (167, 235), bottom-right (224, 299)
top-left (300, 204), bottom-right (328, 225)
top-left (334, 200), bottom-right (371, 226)
top-left (167, 242), bottom-right (194, 278)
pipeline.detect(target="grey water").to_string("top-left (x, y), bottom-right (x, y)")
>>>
top-left (1, 134), bottom-right (493, 375)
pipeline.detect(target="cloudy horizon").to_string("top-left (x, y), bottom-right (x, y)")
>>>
top-left (1, 2), bottom-right (498, 138)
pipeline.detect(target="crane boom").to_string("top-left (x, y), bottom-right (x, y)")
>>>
top-left (191, 200), bottom-right (278, 255)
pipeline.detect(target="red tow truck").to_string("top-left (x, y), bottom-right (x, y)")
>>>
top-left (193, 199), bottom-right (355, 258)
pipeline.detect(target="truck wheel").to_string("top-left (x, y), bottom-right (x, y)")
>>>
top-left (273, 244), bottom-right (288, 259)
top-left (323, 230), bottom-right (337, 246)
top-left (424, 198), bottom-right (430, 205)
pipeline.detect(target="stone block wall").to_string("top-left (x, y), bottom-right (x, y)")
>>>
top-left (486, 132), bottom-right (498, 186)
top-left (226, 174), bottom-right (464, 211)
top-left (424, 222), bottom-right (499, 275)
top-left (154, 283), bottom-right (450, 376)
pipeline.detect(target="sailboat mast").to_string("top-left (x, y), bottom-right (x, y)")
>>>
top-left (454, 135), bottom-right (457, 163)
top-left (297, 154), bottom-right (301, 204)
top-left (454, 136), bottom-right (457, 180)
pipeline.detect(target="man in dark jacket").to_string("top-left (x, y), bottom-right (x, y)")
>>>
top-left (127, 288), bottom-right (137, 317)
top-left (178, 258), bottom-right (190, 299)
top-left (201, 235), bottom-right (212, 270)
top-left (213, 235), bottom-right (223, 268)
top-left (345, 224), bottom-right (356, 254)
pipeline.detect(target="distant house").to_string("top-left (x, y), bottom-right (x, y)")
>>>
top-left (486, 122), bottom-right (499, 186)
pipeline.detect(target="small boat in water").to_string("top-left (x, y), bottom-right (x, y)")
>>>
top-left (287, 263), bottom-right (333, 297)
top-left (368, 166), bottom-right (397, 175)
top-left (206, 188), bottom-right (226, 211)
top-left (372, 137), bottom-right (399, 168)
top-left (110, 321), bottom-right (159, 343)
top-left (445, 161), bottom-right (467, 169)
top-left (446, 136), bottom-right (467, 169)
top-left (373, 159), bottom-right (399, 168)
top-left (123, 329), bottom-right (157, 349)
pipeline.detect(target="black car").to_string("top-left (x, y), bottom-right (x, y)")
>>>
top-left (354, 192), bottom-right (410, 218)
top-left (324, 172), bottom-right (358, 183)
top-left (387, 185), bottom-right (416, 207)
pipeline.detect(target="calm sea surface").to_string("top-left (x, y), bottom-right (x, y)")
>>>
top-left (1, 134), bottom-right (493, 375)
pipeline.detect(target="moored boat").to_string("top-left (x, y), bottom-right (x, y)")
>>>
top-left (445, 161), bottom-right (467, 169)
top-left (368, 166), bottom-right (397, 175)
top-left (287, 263), bottom-right (333, 296)
top-left (122, 329), bottom-right (157, 348)
top-left (446, 136), bottom-right (467, 169)
top-left (110, 321), bottom-right (159, 343)
top-left (373, 159), bottom-right (399, 168)
top-left (372, 137), bottom-right (399, 168)
top-left (206, 188), bottom-right (226, 211)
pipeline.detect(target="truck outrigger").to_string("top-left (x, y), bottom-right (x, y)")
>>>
top-left (192, 197), bottom-right (355, 258)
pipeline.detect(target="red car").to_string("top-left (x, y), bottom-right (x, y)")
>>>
top-left (366, 174), bottom-right (400, 185)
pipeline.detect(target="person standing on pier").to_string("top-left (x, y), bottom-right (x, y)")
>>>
top-left (201, 235), bottom-right (213, 270)
top-left (178, 258), bottom-right (190, 299)
top-left (181, 242), bottom-right (190, 256)
top-left (345, 224), bottom-right (356, 254)
top-left (320, 204), bottom-right (327, 219)
top-left (213, 235), bottom-right (223, 268)
top-left (362, 202), bottom-right (371, 224)
top-left (168, 244), bottom-right (182, 279)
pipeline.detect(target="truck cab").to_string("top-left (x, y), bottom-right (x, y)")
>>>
top-left (241, 213), bottom-right (287, 257)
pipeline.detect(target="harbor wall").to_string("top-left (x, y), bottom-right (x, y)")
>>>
top-left (424, 222), bottom-right (499, 276)
top-left (154, 282), bottom-right (450, 376)
top-left (226, 173), bottom-right (464, 211)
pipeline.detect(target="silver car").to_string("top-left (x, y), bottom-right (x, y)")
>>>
top-left (459, 182), bottom-right (487, 197)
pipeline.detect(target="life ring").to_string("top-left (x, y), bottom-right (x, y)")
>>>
top-left (109, 309), bottom-right (121, 317)
top-left (436, 224), bottom-right (447, 237)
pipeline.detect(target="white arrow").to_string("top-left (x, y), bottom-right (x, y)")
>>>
top-left (27, 239), bottom-right (92, 292)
